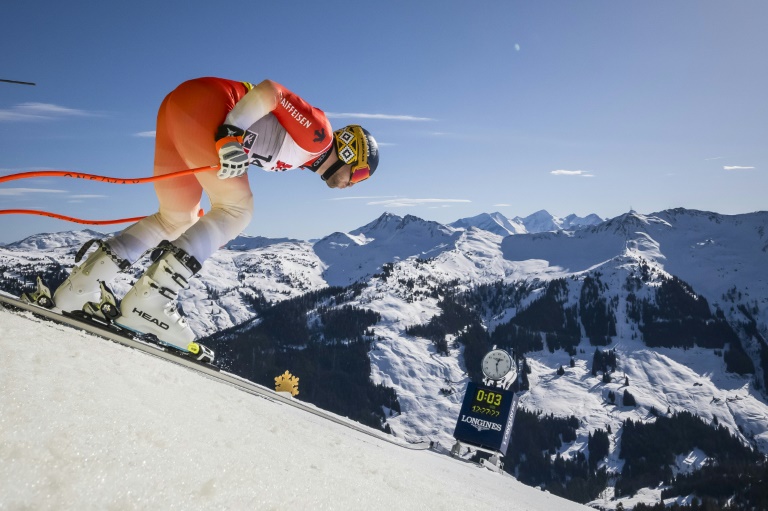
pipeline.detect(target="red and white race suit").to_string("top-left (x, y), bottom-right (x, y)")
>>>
top-left (108, 77), bottom-right (332, 264)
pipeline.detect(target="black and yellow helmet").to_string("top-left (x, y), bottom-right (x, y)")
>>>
top-left (321, 125), bottom-right (379, 184)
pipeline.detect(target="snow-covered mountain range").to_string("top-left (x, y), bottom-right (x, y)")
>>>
top-left (450, 210), bottom-right (604, 237)
top-left (2, 207), bottom-right (767, 509)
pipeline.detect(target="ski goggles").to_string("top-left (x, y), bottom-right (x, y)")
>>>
top-left (334, 125), bottom-right (371, 184)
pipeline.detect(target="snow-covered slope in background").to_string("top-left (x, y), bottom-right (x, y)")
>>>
top-left (373, 209), bottom-right (768, 448)
top-left (4, 228), bottom-right (105, 250)
top-left (501, 209), bottom-right (768, 323)
top-left (349, 254), bottom-right (768, 454)
top-left (0, 309), bottom-right (589, 511)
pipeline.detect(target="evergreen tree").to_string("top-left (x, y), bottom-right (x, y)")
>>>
top-left (588, 429), bottom-right (610, 471)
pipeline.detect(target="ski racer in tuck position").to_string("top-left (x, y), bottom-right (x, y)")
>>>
top-left (47, 77), bottom-right (379, 355)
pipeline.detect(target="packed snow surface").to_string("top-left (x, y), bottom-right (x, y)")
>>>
top-left (0, 309), bottom-right (589, 511)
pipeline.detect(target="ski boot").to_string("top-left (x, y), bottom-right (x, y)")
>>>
top-left (114, 241), bottom-right (214, 364)
top-left (53, 239), bottom-right (130, 313)
top-left (21, 275), bottom-right (54, 309)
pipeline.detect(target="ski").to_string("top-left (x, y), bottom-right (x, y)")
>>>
top-left (66, 309), bottom-right (217, 368)
top-left (0, 290), bottom-right (218, 369)
top-left (0, 291), bottom-right (432, 451)
top-left (16, 275), bottom-right (216, 365)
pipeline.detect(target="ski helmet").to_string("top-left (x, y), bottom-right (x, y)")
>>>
top-left (320, 125), bottom-right (379, 184)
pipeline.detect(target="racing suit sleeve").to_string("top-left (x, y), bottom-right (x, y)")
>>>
top-left (224, 80), bottom-right (332, 154)
top-left (224, 80), bottom-right (279, 129)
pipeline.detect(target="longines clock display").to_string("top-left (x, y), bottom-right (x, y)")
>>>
top-left (452, 381), bottom-right (517, 454)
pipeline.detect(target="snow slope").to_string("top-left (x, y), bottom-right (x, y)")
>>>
top-left (0, 309), bottom-right (589, 511)
top-left (501, 209), bottom-right (768, 325)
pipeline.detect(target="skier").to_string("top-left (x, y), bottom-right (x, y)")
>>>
top-left (51, 77), bottom-right (379, 349)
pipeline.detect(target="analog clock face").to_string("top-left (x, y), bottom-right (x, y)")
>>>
top-left (482, 349), bottom-right (513, 380)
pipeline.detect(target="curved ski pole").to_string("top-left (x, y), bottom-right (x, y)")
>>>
top-left (0, 165), bottom-right (218, 185)
top-left (0, 206), bottom-right (205, 225)
top-left (0, 165), bottom-right (215, 224)
top-left (0, 209), bottom-right (148, 225)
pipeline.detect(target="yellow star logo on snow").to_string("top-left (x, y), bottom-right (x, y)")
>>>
top-left (274, 370), bottom-right (299, 397)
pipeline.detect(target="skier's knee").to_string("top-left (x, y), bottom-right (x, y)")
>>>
top-left (156, 208), bottom-right (201, 239)
top-left (212, 193), bottom-right (253, 236)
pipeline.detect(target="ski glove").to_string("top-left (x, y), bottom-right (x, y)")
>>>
top-left (215, 124), bottom-right (248, 179)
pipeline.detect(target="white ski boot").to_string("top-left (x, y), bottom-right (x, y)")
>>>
top-left (53, 239), bottom-right (130, 313)
top-left (114, 241), bottom-right (202, 352)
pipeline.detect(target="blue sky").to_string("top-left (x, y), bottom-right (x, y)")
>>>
top-left (1, 0), bottom-right (766, 243)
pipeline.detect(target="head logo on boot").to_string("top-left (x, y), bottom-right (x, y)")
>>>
top-left (132, 307), bottom-right (170, 330)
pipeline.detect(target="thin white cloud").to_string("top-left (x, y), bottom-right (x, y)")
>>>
top-left (0, 102), bottom-right (93, 122)
top-left (724, 165), bottom-right (755, 171)
top-left (704, 156), bottom-right (724, 161)
top-left (367, 198), bottom-right (471, 208)
top-left (493, 203), bottom-right (513, 207)
top-left (551, 169), bottom-right (595, 177)
top-left (134, 131), bottom-right (156, 138)
top-left (326, 112), bottom-right (435, 122)
top-left (21, 103), bottom-right (89, 116)
top-left (328, 195), bottom-right (401, 201)
top-left (0, 187), bottom-right (67, 196)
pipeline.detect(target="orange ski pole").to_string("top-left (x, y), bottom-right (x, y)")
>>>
top-left (0, 209), bottom-right (147, 225)
top-left (0, 165), bottom-right (217, 185)
top-left (0, 166), bottom-right (215, 224)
